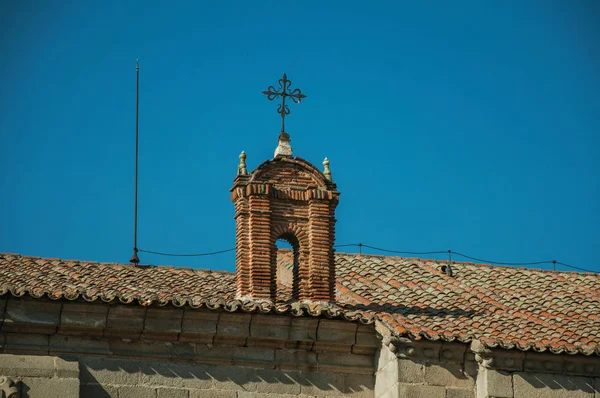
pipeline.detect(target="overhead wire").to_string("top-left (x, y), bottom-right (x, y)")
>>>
top-left (138, 248), bottom-right (235, 257)
top-left (137, 243), bottom-right (597, 273)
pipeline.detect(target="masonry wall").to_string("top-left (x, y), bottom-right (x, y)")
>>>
top-left (374, 324), bottom-right (600, 398)
top-left (0, 352), bottom-right (373, 398)
top-left (375, 340), bottom-right (476, 398)
top-left (475, 349), bottom-right (600, 398)
top-left (1, 296), bottom-right (599, 398)
top-left (477, 367), bottom-right (599, 398)
top-left (0, 297), bottom-right (377, 398)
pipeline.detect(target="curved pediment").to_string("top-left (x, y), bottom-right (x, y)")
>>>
top-left (250, 157), bottom-right (334, 191)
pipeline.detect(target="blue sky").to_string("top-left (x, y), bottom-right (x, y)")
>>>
top-left (1, 1), bottom-right (598, 273)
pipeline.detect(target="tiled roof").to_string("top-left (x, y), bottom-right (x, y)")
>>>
top-left (1, 251), bottom-right (599, 356)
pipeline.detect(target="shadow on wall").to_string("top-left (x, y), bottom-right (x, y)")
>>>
top-left (515, 372), bottom-right (598, 395)
top-left (78, 356), bottom-right (373, 396)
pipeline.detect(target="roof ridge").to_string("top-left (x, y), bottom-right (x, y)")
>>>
top-left (2, 251), bottom-right (596, 277)
top-left (334, 252), bottom-right (598, 276)
top-left (0, 252), bottom-right (235, 274)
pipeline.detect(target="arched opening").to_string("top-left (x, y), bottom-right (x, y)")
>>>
top-left (273, 233), bottom-right (300, 302)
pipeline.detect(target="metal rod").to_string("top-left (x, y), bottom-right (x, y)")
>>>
top-left (130, 60), bottom-right (140, 265)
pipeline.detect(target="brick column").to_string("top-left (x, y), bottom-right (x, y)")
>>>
top-left (234, 197), bottom-right (250, 298)
top-left (305, 200), bottom-right (335, 302)
top-left (248, 195), bottom-right (273, 299)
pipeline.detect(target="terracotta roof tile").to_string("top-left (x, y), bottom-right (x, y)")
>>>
top-left (0, 250), bottom-right (598, 355)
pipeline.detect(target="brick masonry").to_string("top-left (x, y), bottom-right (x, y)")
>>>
top-left (231, 156), bottom-right (339, 302)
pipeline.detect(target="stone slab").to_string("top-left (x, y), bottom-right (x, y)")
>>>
top-left (232, 346), bottom-right (275, 368)
top-left (209, 365), bottom-right (257, 392)
top-left (316, 319), bottom-right (357, 345)
top-left (59, 302), bottom-right (108, 337)
top-left (397, 384), bottom-right (446, 398)
top-left (353, 324), bottom-right (379, 355)
top-left (345, 373), bottom-right (375, 397)
top-left (50, 335), bottom-right (110, 356)
top-left (446, 388), bottom-right (475, 398)
top-left (4, 333), bottom-right (49, 355)
top-left (247, 314), bottom-right (290, 348)
top-left (299, 371), bottom-right (345, 396)
top-left (157, 387), bottom-right (188, 398)
top-left (55, 356), bottom-right (79, 378)
top-left (144, 307), bottom-right (183, 341)
top-left (189, 391), bottom-right (236, 398)
top-left (118, 386), bottom-right (157, 398)
top-left (2, 298), bottom-right (61, 334)
top-left (482, 368), bottom-right (514, 398)
top-left (513, 372), bottom-right (594, 398)
top-left (396, 358), bottom-right (424, 384)
top-left (110, 339), bottom-right (194, 360)
top-left (287, 320), bottom-right (317, 349)
top-left (0, 353), bottom-right (55, 377)
top-left (180, 309), bottom-right (219, 344)
top-left (20, 376), bottom-right (79, 398)
top-left (140, 360), bottom-right (213, 390)
top-left (215, 312), bottom-right (251, 346)
top-left (80, 384), bottom-right (119, 398)
top-left (80, 357), bottom-right (141, 386)
top-left (252, 368), bottom-right (303, 395)
top-left (424, 363), bottom-right (473, 389)
top-left (275, 349), bottom-right (318, 371)
top-left (104, 305), bottom-right (146, 339)
top-left (195, 344), bottom-right (234, 365)
top-left (318, 352), bottom-right (374, 374)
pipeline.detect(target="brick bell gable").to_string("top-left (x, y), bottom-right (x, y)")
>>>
top-left (231, 154), bottom-right (339, 303)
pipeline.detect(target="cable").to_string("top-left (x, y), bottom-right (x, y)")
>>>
top-left (361, 244), bottom-right (447, 256)
top-left (451, 251), bottom-right (552, 266)
top-left (139, 248), bottom-right (235, 257)
top-left (136, 243), bottom-right (597, 273)
top-left (555, 261), bottom-right (596, 273)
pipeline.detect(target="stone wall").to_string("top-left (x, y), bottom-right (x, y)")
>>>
top-left (0, 353), bottom-right (373, 398)
top-left (0, 354), bottom-right (78, 398)
top-left (474, 343), bottom-right (600, 398)
top-left (1, 296), bottom-right (599, 398)
top-left (375, 336), bottom-right (476, 398)
top-left (0, 296), bottom-right (377, 397)
top-left (477, 367), bottom-right (599, 398)
top-left (374, 325), bottom-right (600, 398)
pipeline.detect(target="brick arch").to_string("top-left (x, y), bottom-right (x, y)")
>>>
top-left (250, 157), bottom-right (332, 190)
top-left (270, 223), bottom-right (309, 301)
top-left (232, 155), bottom-right (339, 302)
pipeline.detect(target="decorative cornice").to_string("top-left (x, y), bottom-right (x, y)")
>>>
top-left (231, 184), bottom-right (340, 202)
top-left (0, 376), bottom-right (18, 398)
top-left (470, 339), bottom-right (600, 377)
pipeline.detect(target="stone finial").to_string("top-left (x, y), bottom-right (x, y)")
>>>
top-left (323, 157), bottom-right (332, 181)
top-left (274, 132), bottom-right (293, 158)
top-left (238, 151), bottom-right (248, 175)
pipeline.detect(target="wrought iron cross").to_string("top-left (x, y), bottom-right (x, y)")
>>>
top-left (262, 73), bottom-right (306, 133)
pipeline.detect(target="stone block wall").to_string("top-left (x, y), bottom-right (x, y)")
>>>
top-left (0, 354), bottom-right (79, 398)
top-left (375, 338), bottom-right (476, 398)
top-left (1, 296), bottom-right (599, 398)
top-left (0, 297), bottom-right (377, 397)
top-left (79, 356), bottom-right (372, 397)
top-left (474, 347), bottom-right (600, 398)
